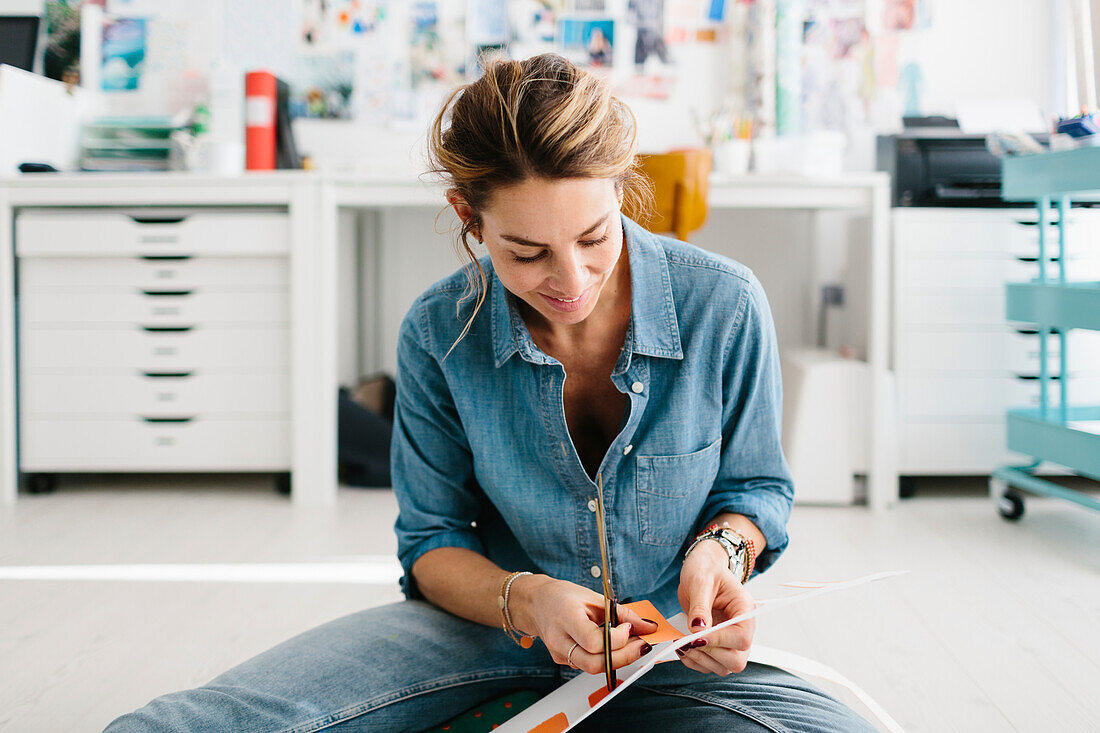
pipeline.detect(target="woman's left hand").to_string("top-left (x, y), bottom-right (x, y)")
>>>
top-left (674, 540), bottom-right (755, 676)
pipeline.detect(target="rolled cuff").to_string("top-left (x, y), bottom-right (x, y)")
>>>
top-left (397, 529), bottom-right (486, 600)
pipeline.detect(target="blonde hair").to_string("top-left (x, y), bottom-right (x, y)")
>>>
top-left (425, 53), bottom-right (653, 356)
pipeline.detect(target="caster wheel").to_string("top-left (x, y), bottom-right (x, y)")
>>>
top-left (899, 476), bottom-right (917, 499)
top-left (274, 473), bottom-right (292, 496)
top-left (998, 489), bottom-right (1025, 521)
top-left (22, 473), bottom-right (57, 495)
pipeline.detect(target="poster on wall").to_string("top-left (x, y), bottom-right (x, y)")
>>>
top-left (101, 16), bottom-right (145, 90)
top-left (627, 0), bottom-right (669, 72)
top-left (509, 0), bottom-right (561, 59)
top-left (558, 16), bottom-right (614, 68)
top-left (300, 0), bottom-right (386, 49)
top-left (411, 1), bottom-right (466, 87)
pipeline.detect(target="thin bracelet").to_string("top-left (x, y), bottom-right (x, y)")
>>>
top-left (498, 571), bottom-right (534, 648)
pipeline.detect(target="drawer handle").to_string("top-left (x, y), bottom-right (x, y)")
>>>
top-left (1015, 374), bottom-right (1062, 381)
top-left (140, 255), bottom-right (192, 261)
top-left (1015, 256), bottom-right (1061, 263)
top-left (141, 416), bottom-right (195, 423)
top-left (141, 289), bottom-right (193, 297)
top-left (141, 325), bottom-right (194, 333)
top-left (130, 215), bottom-right (187, 225)
top-left (141, 371), bottom-right (194, 378)
top-left (1014, 327), bottom-right (1062, 336)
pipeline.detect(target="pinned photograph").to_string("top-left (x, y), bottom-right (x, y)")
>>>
top-left (558, 17), bottom-right (614, 68)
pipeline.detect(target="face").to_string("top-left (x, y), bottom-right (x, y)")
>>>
top-left (453, 177), bottom-right (625, 330)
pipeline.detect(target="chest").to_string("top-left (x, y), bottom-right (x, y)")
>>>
top-left (557, 352), bottom-right (629, 476)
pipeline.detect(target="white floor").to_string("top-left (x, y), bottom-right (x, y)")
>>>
top-left (1, 476), bottom-right (1098, 732)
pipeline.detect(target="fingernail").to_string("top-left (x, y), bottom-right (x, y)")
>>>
top-left (691, 617), bottom-right (707, 629)
top-left (692, 639), bottom-right (708, 648)
top-left (627, 623), bottom-right (635, 635)
top-left (642, 618), bottom-right (658, 625)
top-left (675, 647), bottom-right (686, 657)
top-left (640, 643), bottom-right (653, 656)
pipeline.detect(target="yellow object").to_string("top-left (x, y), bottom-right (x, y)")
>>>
top-left (624, 148), bottom-right (712, 242)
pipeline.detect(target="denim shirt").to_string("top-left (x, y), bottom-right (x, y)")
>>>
top-left (392, 215), bottom-right (794, 618)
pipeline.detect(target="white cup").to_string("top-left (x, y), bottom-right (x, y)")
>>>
top-left (713, 139), bottom-right (751, 176)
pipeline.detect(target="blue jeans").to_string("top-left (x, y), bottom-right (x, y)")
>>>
top-left (104, 600), bottom-right (876, 732)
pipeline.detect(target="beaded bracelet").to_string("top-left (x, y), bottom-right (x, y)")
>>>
top-left (498, 571), bottom-right (535, 648)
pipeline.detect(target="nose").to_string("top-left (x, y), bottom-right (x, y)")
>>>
top-left (549, 247), bottom-right (586, 295)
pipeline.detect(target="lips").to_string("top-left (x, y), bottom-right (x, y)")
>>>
top-left (539, 287), bottom-right (590, 313)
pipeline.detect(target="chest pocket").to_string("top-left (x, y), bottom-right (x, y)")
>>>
top-left (635, 438), bottom-right (722, 546)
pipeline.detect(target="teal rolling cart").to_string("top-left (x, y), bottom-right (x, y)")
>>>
top-left (991, 146), bottom-right (1100, 520)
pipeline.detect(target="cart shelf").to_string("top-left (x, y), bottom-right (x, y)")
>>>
top-left (1006, 281), bottom-right (1100, 331)
top-left (1005, 406), bottom-right (1100, 481)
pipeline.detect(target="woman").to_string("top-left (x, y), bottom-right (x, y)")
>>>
top-left (107, 54), bottom-right (874, 732)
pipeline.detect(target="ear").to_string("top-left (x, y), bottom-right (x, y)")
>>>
top-left (446, 189), bottom-right (478, 233)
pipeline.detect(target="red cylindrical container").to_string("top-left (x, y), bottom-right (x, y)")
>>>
top-left (245, 71), bottom-right (277, 170)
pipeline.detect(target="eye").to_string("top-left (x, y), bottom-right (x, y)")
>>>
top-left (579, 234), bottom-right (609, 247)
top-left (512, 250), bottom-right (546, 264)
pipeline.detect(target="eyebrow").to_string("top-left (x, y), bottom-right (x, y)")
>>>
top-left (499, 214), bottom-right (610, 248)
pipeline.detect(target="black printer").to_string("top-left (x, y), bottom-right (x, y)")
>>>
top-left (877, 119), bottom-right (1048, 208)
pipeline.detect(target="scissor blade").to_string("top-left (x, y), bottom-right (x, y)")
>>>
top-left (595, 474), bottom-right (616, 692)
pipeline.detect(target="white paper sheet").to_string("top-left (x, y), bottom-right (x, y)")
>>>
top-left (497, 571), bottom-right (905, 733)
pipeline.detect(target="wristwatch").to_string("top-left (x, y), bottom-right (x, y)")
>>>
top-left (686, 526), bottom-right (752, 584)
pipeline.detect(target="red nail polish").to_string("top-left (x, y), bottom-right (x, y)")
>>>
top-left (640, 643), bottom-right (653, 655)
top-left (692, 639), bottom-right (707, 648)
top-left (642, 618), bottom-right (658, 625)
top-left (691, 617), bottom-right (707, 629)
top-left (675, 648), bottom-right (686, 657)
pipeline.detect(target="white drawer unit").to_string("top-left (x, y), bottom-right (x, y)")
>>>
top-left (21, 289), bottom-right (289, 326)
top-left (15, 207), bottom-right (292, 487)
top-left (893, 207), bottom-right (1100, 476)
top-left (21, 371), bottom-right (289, 416)
top-left (21, 417), bottom-right (290, 471)
top-left (18, 256), bottom-right (289, 292)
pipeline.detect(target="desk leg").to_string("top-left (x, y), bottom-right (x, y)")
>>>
top-left (0, 192), bottom-right (15, 505)
top-left (289, 181), bottom-right (339, 506)
top-left (867, 181), bottom-right (898, 510)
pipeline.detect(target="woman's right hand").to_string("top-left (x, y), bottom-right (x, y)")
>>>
top-left (510, 574), bottom-right (658, 674)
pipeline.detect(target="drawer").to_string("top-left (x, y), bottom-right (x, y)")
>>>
top-left (20, 371), bottom-right (289, 416)
top-left (898, 292), bottom-right (1005, 327)
top-left (18, 257), bottom-right (288, 292)
top-left (893, 208), bottom-right (1100, 256)
top-left (899, 254), bottom-right (1100, 291)
top-left (20, 417), bottom-right (290, 471)
top-left (21, 289), bottom-right (289, 326)
top-left (896, 328), bottom-right (1100, 374)
top-left (16, 209), bottom-right (290, 257)
top-left (899, 373), bottom-right (1100, 418)
top-left (21, 327), bottom-right (289, 370)
top-left (900, 420), bottom-right (1019, 474)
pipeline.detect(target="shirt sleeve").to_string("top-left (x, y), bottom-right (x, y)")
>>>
top-left (391, 307), bottom-right (486, 600)
top-left (697, 272), bottom-right (795, 577)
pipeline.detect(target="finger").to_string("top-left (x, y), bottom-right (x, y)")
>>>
top-left (677, 647), bottom-right (730, 676)
top-left (614, 605), bottom-right (660, 636)
top-left (703, 619), bottom-right (754, 652)
top-left (609, 637), bottom-right (654, 670)
top-left (693, 642), bottom-right (750, 674)
top-left (607, 621), bottom-right (633, 651)
top-left (684, 591), bottom-right (715, 634)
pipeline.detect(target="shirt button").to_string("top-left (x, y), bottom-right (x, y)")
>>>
top-left (631, 381), bottom-right (644, 393)
top-left (623, 444), bottom-right (633, 455)
top-left (590, 565), bottom-right (602, 578)
top-left (587, 499), bottom-right (597, 512)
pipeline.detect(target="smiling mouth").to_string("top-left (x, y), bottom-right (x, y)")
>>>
top-left (546, 294), bottom-right (582, 302)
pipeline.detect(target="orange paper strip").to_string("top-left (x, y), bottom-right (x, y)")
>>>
top-left (622, 600), bottom-right (685, 644)
top-left (527, 712), bottom-right (568, 733)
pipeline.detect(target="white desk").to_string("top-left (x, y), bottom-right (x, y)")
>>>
top-left (0, 171), bottom-right (896, 510)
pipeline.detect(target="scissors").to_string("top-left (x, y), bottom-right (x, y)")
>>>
top-left (594, 473), bottom-right (617, 692)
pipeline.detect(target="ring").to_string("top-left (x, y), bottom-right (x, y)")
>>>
top-left (567, 642), bottom-right (580, 668)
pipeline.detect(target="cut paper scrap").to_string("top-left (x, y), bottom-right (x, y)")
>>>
top-left (496, 570), bottom-right (905, 733)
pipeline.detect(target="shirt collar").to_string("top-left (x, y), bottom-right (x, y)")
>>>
top-left (490, 213), bottom-right (683, 368)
